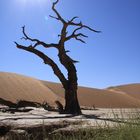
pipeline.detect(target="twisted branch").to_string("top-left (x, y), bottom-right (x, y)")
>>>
top-left (21, 26), bottom-right (58, 49)
top-left (49, 0), bottom-right (100, 44)
top-left (15, 42), bottom-right (67, 87)
top-left (15, 0), bottom-right (100, 86)
top-left (50, 0), bottom-right (66, 23)
top-left (68, 16), bottom-right (79, 23)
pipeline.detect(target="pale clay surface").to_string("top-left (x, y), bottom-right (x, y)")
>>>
top-left (0, 107), bottom-right (140, 129)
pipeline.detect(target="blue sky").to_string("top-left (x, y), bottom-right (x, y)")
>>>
top-left (0, 0), bottom-right (140, 88)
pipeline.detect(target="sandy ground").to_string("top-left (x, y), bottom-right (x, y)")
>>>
top-left (1, 107), bottom-right (140, 129)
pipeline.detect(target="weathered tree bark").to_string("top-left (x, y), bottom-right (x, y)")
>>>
top-left (15, 0), bottom-right (100, 115)
top-left (65, 88), bottom-right (81, 114)
top-left (57, 47), bottom-right (81, 114)
top-left (58, 48), bottom-right (81, 114)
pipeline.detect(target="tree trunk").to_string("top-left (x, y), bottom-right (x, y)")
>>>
top-left (64, 84), bottom-right (81, 115)
top-left (57, 48), bottom-right (81, 115)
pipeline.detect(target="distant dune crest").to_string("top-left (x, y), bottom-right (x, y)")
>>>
top-left (0, 72), bottom-right (140, 108)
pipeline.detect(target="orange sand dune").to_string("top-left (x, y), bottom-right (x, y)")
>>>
top-left (107, 84), bottom-right (140, 100)
top-left (0, 72), bottom-right (64, 106)
top-left (0, 72), bottom-right (140, 108)
top-left (42, 81), bottom-right (140, 108)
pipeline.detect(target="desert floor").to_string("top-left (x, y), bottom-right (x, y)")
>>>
top-left (1, 107), bottom-right (140, 131)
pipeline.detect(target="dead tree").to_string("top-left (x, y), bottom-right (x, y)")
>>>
top-left (15, 0), bottom-right (100, 115)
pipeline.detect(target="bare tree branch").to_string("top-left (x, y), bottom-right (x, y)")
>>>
top-left (21, 26), bottom-right (58, 49)
top-left (68, 21), bottom-right (101, 33)
top-left (65, 50), bottom-right (70, 53)
top-left (63, 21), bottom-right (100, 43)
top-left (50, 0), bottom-right (100, 45)
top-left (68, 16), bottom-right (79, 23)
top-left (49, 15), bottom-right (59, 20)
top-left (82, 25), bottom-right (101, 33)
top-left (51, 0), bottom-right (66, 23)
top-left (15, 42), bottom-right (67, 86)
top-left (75, 37), bottom-right (86, 44)
top-left (65, 26), bottom-right (87, 43)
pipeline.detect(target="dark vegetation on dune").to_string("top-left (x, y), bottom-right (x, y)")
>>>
top-left (0, 98), bottom-right (46, 113)
top-left (0, 98), bottom-right (16, 108)
top-left (0, 98), bottom-right (65, 114)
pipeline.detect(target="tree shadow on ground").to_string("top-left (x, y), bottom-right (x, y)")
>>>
top-left (82, 113), bottom-right (140, 125)
top-left (1, 111), bottom-right (140, 126)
